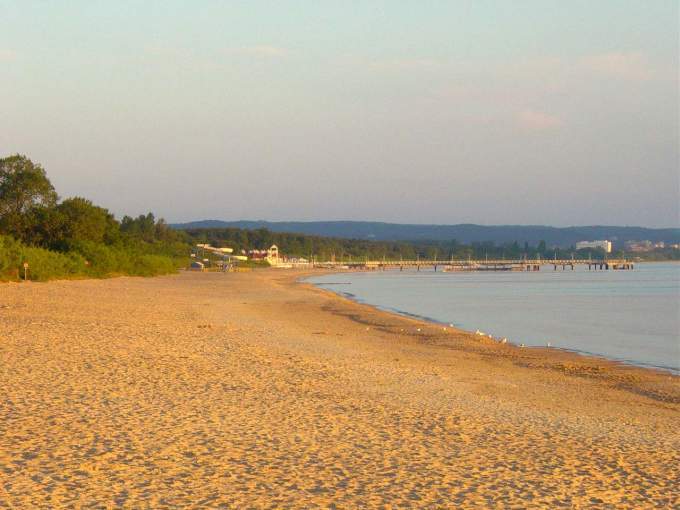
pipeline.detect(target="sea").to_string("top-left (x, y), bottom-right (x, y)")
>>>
top-left (308, 262), bottom-right (680, 374)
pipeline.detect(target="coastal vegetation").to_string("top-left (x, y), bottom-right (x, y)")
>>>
top-left (0, 155), bottom-right (187, 281)
top-left (2, 153), bottom-right (675, 282)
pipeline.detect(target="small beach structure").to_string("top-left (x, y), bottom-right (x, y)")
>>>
top-left (193, 244), bottom-right (241, 271)
top-left (266, 245), bottom-right (280, 265)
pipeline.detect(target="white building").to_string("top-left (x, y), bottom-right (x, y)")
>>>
top-left (266, 245), bottom-right (280, 265)
top-left (575, 240), bottom-right (612, 253)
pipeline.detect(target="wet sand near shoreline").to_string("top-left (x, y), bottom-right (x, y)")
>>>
top-left (0, 270), bottom-right (678, 508)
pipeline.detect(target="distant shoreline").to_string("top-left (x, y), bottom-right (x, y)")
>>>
top-left (300, 267), bottom-right (680, 379)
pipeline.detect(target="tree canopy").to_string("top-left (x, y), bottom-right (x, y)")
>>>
top-left (0, 154), bottom-right (58, 240)
top-left (54, 197), bottom-right (120, 247)
top-left (0, 154), bottom-right (189, 280)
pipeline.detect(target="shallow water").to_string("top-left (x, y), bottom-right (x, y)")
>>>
top-left (309, 263), bottom-right (680, 373)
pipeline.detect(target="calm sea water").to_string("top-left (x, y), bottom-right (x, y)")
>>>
top-left (309, 263), bottom-right (680, 373)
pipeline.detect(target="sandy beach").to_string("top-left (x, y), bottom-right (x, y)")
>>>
top-left (0, 269), bottom-right (678, 508)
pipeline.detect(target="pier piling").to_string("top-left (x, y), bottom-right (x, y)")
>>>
top-left (323, 258), bottom-right (631, 272)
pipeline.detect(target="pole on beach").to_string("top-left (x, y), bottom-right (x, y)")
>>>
top-left (23, 262), bottom-right (28, 281)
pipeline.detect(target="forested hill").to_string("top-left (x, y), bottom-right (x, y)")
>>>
top-left (172, 220), bottom-right (680, 247)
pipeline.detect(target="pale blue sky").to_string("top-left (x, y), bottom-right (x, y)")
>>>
top-left (1, 1), bottom-right (678, 227)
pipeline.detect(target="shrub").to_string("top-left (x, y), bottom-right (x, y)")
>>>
top-left (0, 235), bottom-right (185, 281)
top-left (0, 235), bottom-right (86, 281)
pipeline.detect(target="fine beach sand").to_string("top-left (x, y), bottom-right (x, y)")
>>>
top-left (1, 270), bottom-right (678, 508)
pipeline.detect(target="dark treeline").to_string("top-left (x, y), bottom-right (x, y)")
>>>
top-left (3, 154), bottom-right (668, 282)
top-left (173, 220), bottom-right (680, 247)
top-left (183, 228), bottom-right (617, 261)
top-left (0, 154), bottom-right (188, 280)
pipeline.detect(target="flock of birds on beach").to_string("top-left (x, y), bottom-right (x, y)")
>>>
top-left (473, 330), bottom-right (552, 348)
top-left (365, 325), bottom-right (554, 349)
top-left (475, 329), bottom-right (518, 346)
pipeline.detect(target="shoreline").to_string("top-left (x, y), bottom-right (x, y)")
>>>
top-left (300, 267), bottom-right (680, 377)
top-left (292, 269), bottom-right (678, 404)
top-left (1, 270), bottom-right (678, 507)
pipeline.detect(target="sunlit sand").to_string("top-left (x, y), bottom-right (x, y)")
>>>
top-left (0, 271), bottom-right (677, 508)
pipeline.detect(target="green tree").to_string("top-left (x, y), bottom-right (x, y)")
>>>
top-left (55, 197), bottom-right (120, 246)
top-left (26, 206), bottom-right (68, 248)
top-left (0, 155), bottom-right (58, 240)
top-left (121, 213), bottom-right (156, 242)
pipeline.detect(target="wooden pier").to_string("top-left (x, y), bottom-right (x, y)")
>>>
top-left (314, 258), bottom-right (634, 272)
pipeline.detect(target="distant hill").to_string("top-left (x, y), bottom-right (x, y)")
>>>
top-left (171, 220), bottom-right (680, 247)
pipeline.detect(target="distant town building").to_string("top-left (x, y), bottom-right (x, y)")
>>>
top-left (575, 240), bottom-right (612, 253)
top-left (247, 245), bottom-right (284, 264)
top-left (246, 249), bottom-right (269, 260)
top-left (624, 240), bottom-right (656, 252)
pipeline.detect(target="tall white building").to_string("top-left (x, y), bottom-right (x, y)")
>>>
top-left (575, 240), bottom-right (612, 253)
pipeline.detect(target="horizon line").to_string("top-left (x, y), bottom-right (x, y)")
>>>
top-left (169, 219), bottom-right (680, 230)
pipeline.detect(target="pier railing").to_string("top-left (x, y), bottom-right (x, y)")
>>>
top-left (311, 258), bottom-right (633, 271)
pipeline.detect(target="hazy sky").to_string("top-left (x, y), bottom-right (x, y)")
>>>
top-left (1, 1), bottom-right (678, 227)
